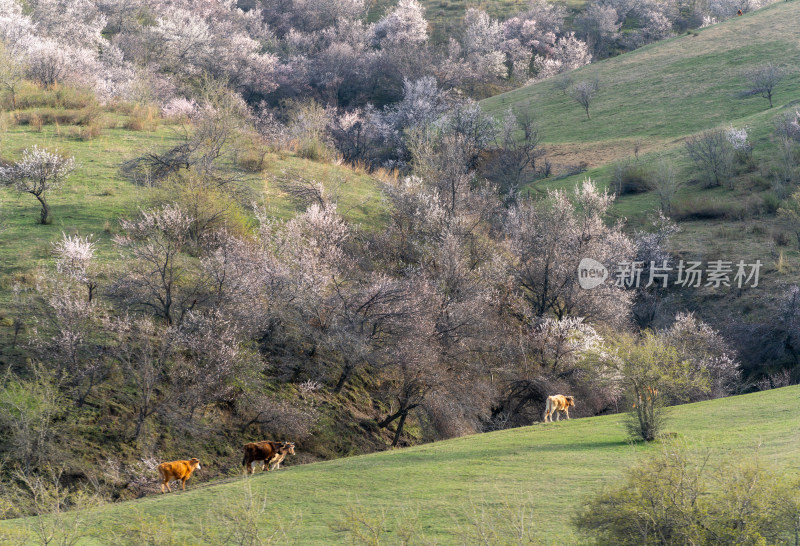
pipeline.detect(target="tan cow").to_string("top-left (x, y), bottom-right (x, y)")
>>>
top-left (543, 395), bottom-right (575, 423)
top-left (268, 442), bottom-right (295, 471)
top-left (157, 458), bottom-right (201, 493)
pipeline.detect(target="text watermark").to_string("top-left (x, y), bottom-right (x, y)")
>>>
top-left (578, 259), bottom-right (762, 290)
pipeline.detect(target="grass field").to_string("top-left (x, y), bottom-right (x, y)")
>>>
top-left (481, 1), bottom-right (800, 329)
top-left (2, 385), bottom-right (798, 543)
top-left (0, 119), bottom-right (387, 314)
top-left (482, 2), bottom-right (800, 151)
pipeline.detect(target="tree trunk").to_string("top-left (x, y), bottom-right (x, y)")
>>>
top-left (333, 360), bottom-right (354, 394)
top-left (391, 412), bottom-right (407, 447)
top-left (34, 192), bottom-right (50, 224)
top-left (133, 413), bottom-right (145, 440)
top-left (76, 372), bottom-right (95, 408)
top-left (379, 403), bottom-right (419, 447)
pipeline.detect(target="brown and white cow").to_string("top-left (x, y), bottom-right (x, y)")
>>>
top-left (242, 441), bottom-right (295, 475)
top-left (157, 458), bottom-right (201, 493)
top-left (543, 395), bottom-right (575, 423)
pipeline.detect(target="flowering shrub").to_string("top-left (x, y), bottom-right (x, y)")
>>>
top-left (161, 97), bottom-right (197, 120)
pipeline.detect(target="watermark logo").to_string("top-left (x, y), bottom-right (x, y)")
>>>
top-left (578, 258), bottom-right (608, 290)
top-left (578, 258), bottom-right (762, 290)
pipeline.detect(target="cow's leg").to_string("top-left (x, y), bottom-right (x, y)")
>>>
top-left (165, 480), bottom-right (172, 493)
top-left (565, 408), bottom-right (570, 420)
top-left (556, 411), bottom-right (561, 421)
top-left (181, 479), bottom-right (186, 491)
top-left (250, 461), bottom-right (257, 474)
top-left (160, 481), bottom-right (166, 494)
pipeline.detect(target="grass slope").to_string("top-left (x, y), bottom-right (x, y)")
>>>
top-left (0, 121), bottom-right (386, 314)
top-left (482, 1), bottom-right (800, 333)
top-left (4, 385), bottom-right (799, 543)
top-left (482, 2), bottom-right (800, 165)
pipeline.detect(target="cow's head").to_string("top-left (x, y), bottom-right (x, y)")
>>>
top-left (190, 457), bottom-right (201, 470)
top-left (281, 442), bottom-right (296, 455)
top-left (566, 396), bottom-right (575, 407)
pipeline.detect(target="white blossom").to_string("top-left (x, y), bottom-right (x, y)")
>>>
top-left (52, 233), bottom-right (95, 285)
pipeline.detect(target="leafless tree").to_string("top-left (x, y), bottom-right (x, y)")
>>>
top-left (570, 79), bottom-right (600, 119)
top-left (104, 315), bottom-right (180, 441)
top-left (484, 109), bottom-right (544, 199)
top-left (276, 171), bottom-right (331, 210)
top-left (237, 392), bottom-right (318, 439)
top-left (650, 158), bottom-right (683, 215)
top-left (741, 63), bottom-right (784, 108)
top-left (111, 204), bottom-right (208, 326)
top-left (122, 81), bottom-right (248, 187)
top-left (0, 366), bottom-right (63, 474)
top-left (685, 129), bottom-right (734, 187)
top-left (554, 74), bottom-right (573, 95)
top-left (328, 274), bottom-right (413, 393)
top-left (408, 127), bottom-right (474, 218)
top-left (33, 279), bottom-right (108, 407)
top-left (0, 44), bottom-right (24, 109)
top-left (172, 310), bottom-right (250, 420)
top-left (444, 101), bottom-right (497, 171)
top-left (375, 280), bottom-right (439, 447)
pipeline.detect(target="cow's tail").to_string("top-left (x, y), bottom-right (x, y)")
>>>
top-left (543, 397), bottom-right (551, 422)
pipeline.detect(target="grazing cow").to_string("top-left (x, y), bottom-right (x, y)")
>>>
top-left (242, 441), bottom-right (296, 475)
top-left (737, 8), bottom-right (743, 14)
top-left (157, 458), bottom-right (200, 493)
top-left (543, 395), bottom-right (575, 423)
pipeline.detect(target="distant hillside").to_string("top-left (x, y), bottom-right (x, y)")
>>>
top-left (2, 385), bottom-right (798, 543)
top-left (0, 118), bottom-right (387, 309)
top-left (482, 2), bottom-right (800, 157)
top-left (482, 1), bottom-right (800, 370)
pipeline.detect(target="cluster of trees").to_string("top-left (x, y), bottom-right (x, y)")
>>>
top-left (575, 0), bottom-right (769, 59)
top-left (0, 0), bottom-right (772, 120)
top-left (0, 78), bottom-right (745, 508)
top-left (0, 0), bottom-right (588, 110)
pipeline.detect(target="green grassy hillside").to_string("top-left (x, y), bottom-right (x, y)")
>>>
top-left (0, 120), bottom-right (387, 310)
top-left (482, 2), bottom-right (800, 161)
top-left (2, 385), bottom-right (798, 543)
top-left (482, 1), bottom-right (800, 339)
